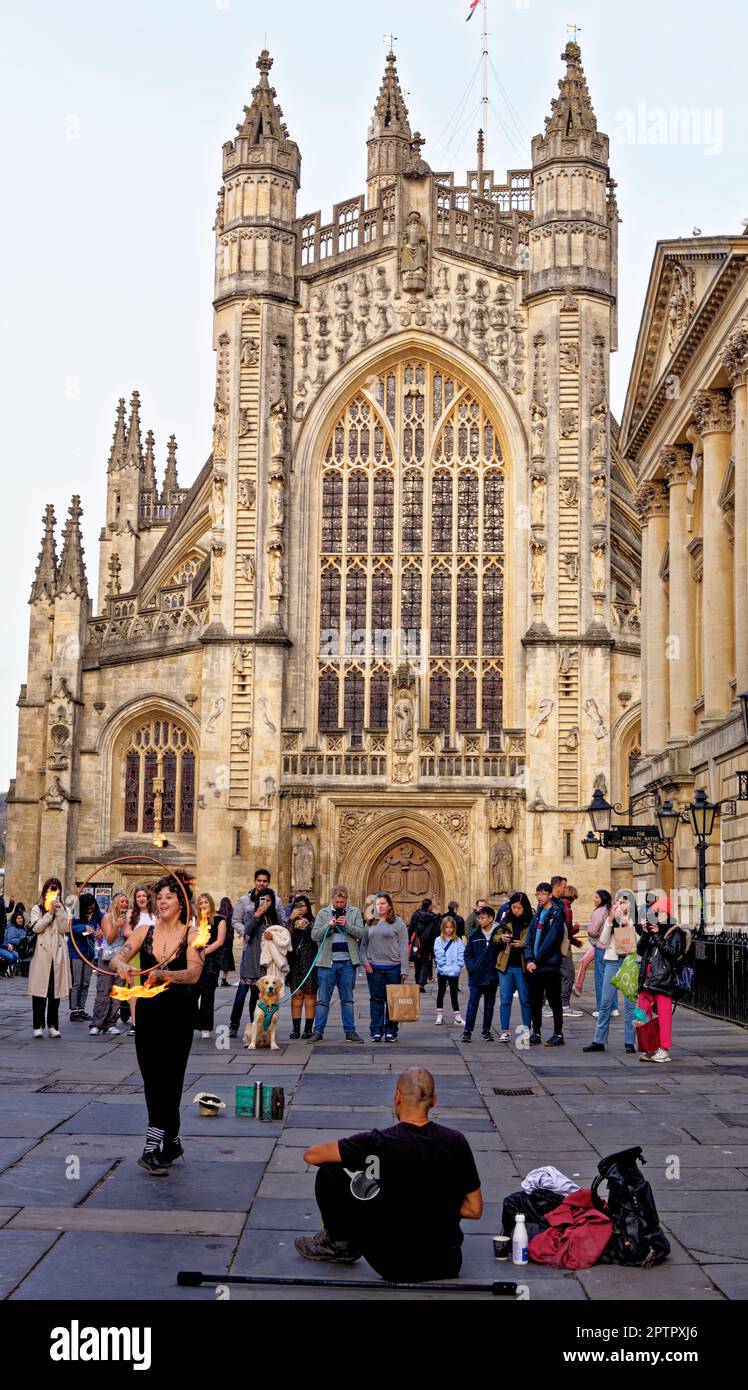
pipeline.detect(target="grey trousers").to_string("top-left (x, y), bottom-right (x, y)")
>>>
top-left (69, 956), bottom-right (91, 1013)
top-left (560, 952), bottom-right (576, 1007)
top-left (91, 965), bottom-right (119, 1031)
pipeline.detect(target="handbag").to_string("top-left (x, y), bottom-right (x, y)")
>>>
top-left (612, 923), bottom-right (636, 955)
top-left (386, 982), bottom-right (421, 1021)
top-left (610, 952), bottom-right (639, 1002)
top-left (408, 931), bottom-right (420, 962)
top-left (636, 1016), bottom-right (660, 1054)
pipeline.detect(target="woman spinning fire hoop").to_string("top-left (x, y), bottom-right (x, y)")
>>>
top-left (110, 874), bottom-right (203, 1175)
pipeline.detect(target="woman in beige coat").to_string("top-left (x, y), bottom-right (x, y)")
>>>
top-left (29, 876), bottom-right (71, 1037)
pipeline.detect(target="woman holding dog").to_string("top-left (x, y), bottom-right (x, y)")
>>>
top-left (110, 874), bottom-right (203, 1175)
top-left (361, 892), bottom-right (409, 1042)
top-left (229, 887), bottom-right (279, 1038)
top-left (286, 894), bottom-right (318, 1040)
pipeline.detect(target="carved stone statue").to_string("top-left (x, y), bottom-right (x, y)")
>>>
top-left (212, 399), bottom-right (228, 459)
top-left (393, 696), bottom-right (414, 751)
top-left (490, 832), bottom-right (513, 897)
top-left (211, 547), bottom-right (224, 595)
top-left (240, 337), bottom-right (259, 368)
top-left (269, 485), bottom-right (284, 528)
top-left (531, 542), bottom-right (546, 594)
top-left (531, 474), bottom-right (546, 527)
top-left (591, 544), bottom-right (606, 594)
top-left (400, 211), bottom-right (427, 290)
top-left (591, 474), bottom-right (607, 525)
top-left (238, 479), bottom-right (256, 510)
top-left (268, 547), bottom-right (283, 599)
top-left (211, 475), bottom-right (225, 529)
top-left (529, 698), bottom-right (554, 737)
top-left (590, 400), bottom-right (608, 462)
top-left (584, 698), bottom-right (608, 740)
top-left (530, 401), bottom-right (547, 458)
top-left (270, 398), bottom-right (287, 458)
top-left (559, 340), bottom-right (580, 372)
top-left (292, 836), bottom-right (315, 892)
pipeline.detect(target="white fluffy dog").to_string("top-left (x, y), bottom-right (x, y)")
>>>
top-left (244, 975), bottom-right (284, 1051)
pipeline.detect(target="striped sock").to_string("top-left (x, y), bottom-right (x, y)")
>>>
top-left (144, 1126), bottom-right (165, 1154)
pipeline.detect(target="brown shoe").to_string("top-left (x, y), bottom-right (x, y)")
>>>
top-left (294, 1230), bottom-right (361, 1263)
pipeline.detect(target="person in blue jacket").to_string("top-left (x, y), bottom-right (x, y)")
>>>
top-left (525, 883), bottom-right (567, 1046)
top-left (461, 905), bottom-right (502, 1042)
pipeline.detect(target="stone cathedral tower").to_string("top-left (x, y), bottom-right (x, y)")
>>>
top-left (6, 42), bottom-right (640, 915)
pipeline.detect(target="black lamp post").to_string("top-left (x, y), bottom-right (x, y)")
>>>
top-left (688, 788), bottom-right (717, 933)
top-left (588, 788), bottom-right (613, 835)
top-left (656, 799), bottom-right (683, 843)
top-left (581, 831), bottom-right (601, 861)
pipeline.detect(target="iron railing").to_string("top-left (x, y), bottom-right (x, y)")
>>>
top-left (686, 930), bottom-right (748, 1027)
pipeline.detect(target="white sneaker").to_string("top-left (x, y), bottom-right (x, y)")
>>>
top-left (200, 1030), bottom-right (211, 1039)
top-left (33, 1028), bottom-right (44, 1038)
top-left (453, 1013), bottom-right (464, 1025)
top-left (499, 1031), bottom-right (510, 1042)
top-left (89, 1026), bottom-right (101, 1036)
top-left (434, 1011), bottom-right (443, 1025)
top-left (106, 1026), bottom-right (121, 1036)
top-left (650, 1047), bottom-right (670, 1064)
top-left (592, 1010), bottom-right (599, 1018)
top-left (563, 1008), bottom-right (583, 1018)
top-left (611, 1009), bottom-right (620, 1018)
top-left (48, 1028), bottom-right (61, 1038)
top-left (571, 984), bottom-right (582, 997)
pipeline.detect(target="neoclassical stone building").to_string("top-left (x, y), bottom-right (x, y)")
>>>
top-left (6, 42), bottom-right (641, 917)
top-left (621, 235), bottom-right (748, 925)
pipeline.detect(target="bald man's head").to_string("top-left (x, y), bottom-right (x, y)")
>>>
top-left (395, 1067), bottom-right (436, 1115)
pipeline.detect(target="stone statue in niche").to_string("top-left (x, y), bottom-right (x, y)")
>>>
top-left (292, 836), bottom-right (315, 892)
top-left (590, 400), bottom-right (609, 462)
top-left (400, 211), bottom-right (427, 291)
top-left (240, 337), bottom-right (259, 368)
top-left (211, 475), bottom-right (225, 529)
top-left (531, 542), bottom-right (546, 594)
top-left (211, 547), bottom-right (224, 595)
top-left (212, 399), bottom-right (228, 459)
top-left (591, 474), bottom-right (607, 525)
top-left (393, 696), bottom-right (414, 751)
top-left (238, 409), bottom-right (252, 438)
top-left (530, 401), bottom-right (547, 459)
top-left (530, 474), bottom-right (546, 527)
top-left (559, 340), bottom-right (580, 372)
top-left (268, 547), bottom-right (283, 599)
top-left (490, 832), bottom-right (513, 897)
top-left (270, 399), bottom-right (287, 458)
top-left (591, 544), bottom-right (606, 593)
top-left (269, 485), bottom-right (284, 529)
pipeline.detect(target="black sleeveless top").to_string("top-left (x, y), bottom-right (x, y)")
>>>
top-left (138, 922), bottom-right (195, 1018)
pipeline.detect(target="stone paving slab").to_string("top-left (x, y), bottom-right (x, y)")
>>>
top-left (6, 1206), bottom-right (245, 1237)
top-left (0, 1156), bottom-right (114, 1208)
top-left (9, 1232), bottom-right (233, 1300)
top-left (0, 1230), bottom-right (61, 1299)
top-left (58, 1101), bottom-right (286, 1138)
top-left (575, 1263), bottom-right (724, 1300)
top-left (659, 1214), bottom-right (748, 1263)
top-left (702, 1264), bottom-right (748, 1298)
top-left (0, 1139), bottom-right (41, 1174)
top-left (84, 1159), bottom-right (264, 1212)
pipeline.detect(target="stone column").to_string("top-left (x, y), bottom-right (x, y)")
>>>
top-left (660, 447), bottom-right (696, 744)
top-left (722, 323), bottom-right (748, 697)
top-left (692, 390), bottom-right (735, 725)
top-left (636, 481), bottom-right (669, 753)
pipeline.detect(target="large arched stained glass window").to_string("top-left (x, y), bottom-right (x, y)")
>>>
top-left (317, 361), bottom-right (505, 744)
top-left (122, 718), bottom-right (197, 835)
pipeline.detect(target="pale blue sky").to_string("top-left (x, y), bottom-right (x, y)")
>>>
top-left (1, 0), bottom-right (746, 785)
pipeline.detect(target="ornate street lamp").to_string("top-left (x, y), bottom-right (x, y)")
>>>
top-left (587, 788), bottom-right (613, 835)
top-left (581, 832), bottom-right (601, 861)
top-left (688, 788), bottom-right (717, 842)
top-left (656, 799), bottom-right (682, 843)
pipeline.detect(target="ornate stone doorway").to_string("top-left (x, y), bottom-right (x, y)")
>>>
top-left (367, 839), bottom-right (444, 923)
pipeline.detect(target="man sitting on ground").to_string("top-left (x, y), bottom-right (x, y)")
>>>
top-left (295, 1066), bottom-right (483, 1282)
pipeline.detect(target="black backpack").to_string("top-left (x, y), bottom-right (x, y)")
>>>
top-left (591, 1146), bottom-right (670, 1268)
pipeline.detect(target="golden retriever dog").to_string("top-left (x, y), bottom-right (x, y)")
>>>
top-left (244, 975), bottom-right (284, 1051)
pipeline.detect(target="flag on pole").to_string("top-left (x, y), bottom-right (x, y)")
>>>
top-left (466, 0), bottom-right (480, 19)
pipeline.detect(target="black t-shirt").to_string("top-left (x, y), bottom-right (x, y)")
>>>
top-left (337, 1120), bottom-right (481, 1265)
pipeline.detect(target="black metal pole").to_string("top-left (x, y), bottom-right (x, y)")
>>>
top-left (696, 838), bottom-right (707, 935)
top-left (176, 1270), bottom-right (517, 1295)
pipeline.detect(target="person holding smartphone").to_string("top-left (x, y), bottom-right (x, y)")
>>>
top-left (28, 877), bottom-right (71, 1037)
top-left (309, 886), bottom-right (365, 1043)
top-left (229, 870), bottom-right (277, 1038)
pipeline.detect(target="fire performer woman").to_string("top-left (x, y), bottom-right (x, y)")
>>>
top-left (110, 874), bottom-right (204, 1175)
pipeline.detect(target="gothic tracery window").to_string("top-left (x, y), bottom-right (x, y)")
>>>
top-left (317, 363), bottom-right (505, 743)
top-left (122, 718), bottom-right (197, 835)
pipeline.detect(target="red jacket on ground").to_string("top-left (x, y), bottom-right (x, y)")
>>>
top-left (528, 1189), bottom-right (613, 1269)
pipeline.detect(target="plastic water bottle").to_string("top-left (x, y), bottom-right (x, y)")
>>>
top-left (512, 1213), bottom-right (529, 1265)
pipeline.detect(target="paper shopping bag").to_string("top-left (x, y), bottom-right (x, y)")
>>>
top-left (612, 923), bottom-right (637, 955)
top-left (386, 982), bottom-right (421, 1022)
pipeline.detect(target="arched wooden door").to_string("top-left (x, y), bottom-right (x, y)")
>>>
top-left (367, 840), bottom-right (444, 924)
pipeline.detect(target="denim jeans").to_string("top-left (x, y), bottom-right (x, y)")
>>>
top-left (593, 947), bottom-right (608, 1011)
top-left (230, 979), bottom-right (259, 1031)
top-left (464, 982), bottom-right (497, 1035)
top-left (498, 966), bottom-right (531, 1030)
top-left (595, 957), bottom-right (634, 1046)
top-left (366, 963), bottom-right (401, 1038)
top-left (314, 960), bottom-right (357, 1036)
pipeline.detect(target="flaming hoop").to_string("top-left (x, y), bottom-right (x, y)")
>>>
top-left (65, 855), bottom-right (195, 994)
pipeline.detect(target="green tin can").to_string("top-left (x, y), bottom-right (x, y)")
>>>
top-left (260, 1083), bottom-right (274, 1122)
top-left (235, 1085), bottom-right (254, 1117)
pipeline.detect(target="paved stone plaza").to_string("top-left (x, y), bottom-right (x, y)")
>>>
top-left (0, 977), bottom-right (746, 1301)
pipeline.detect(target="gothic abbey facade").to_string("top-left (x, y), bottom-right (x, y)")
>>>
top-left (6, 42), bottom-right (642, 919)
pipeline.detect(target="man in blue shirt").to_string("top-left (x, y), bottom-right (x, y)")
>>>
top-left (525, 882), bottom-right (567, 1046)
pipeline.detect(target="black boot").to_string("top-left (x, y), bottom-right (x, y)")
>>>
top-left (289, 1018), bottom-right (301, 1039)
top-left (303, 1018), bottom-right (314, 1039)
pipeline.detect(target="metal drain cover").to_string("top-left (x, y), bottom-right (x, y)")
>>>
top-left (493, 1087), bottom-right (536, 1097)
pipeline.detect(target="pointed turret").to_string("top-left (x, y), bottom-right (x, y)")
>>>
top-left (161, 434), bottom-right (179, 505)
top-left (29, 505), bottom-right (58, 602)
top-left (544, 41), bottom-right (598, 139)
top-left (367, 50), bottom-right (414, 206)
top-left (57, 496), bottom-right (88, 597)
top-left (142, 428), bottom-right (157, 494)
top-left (123, 390), bottom-right (144, 471)
top-left (107, 398), bottom-right (127, 473)
top-left (215, 50), bottom-right (301, 305)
